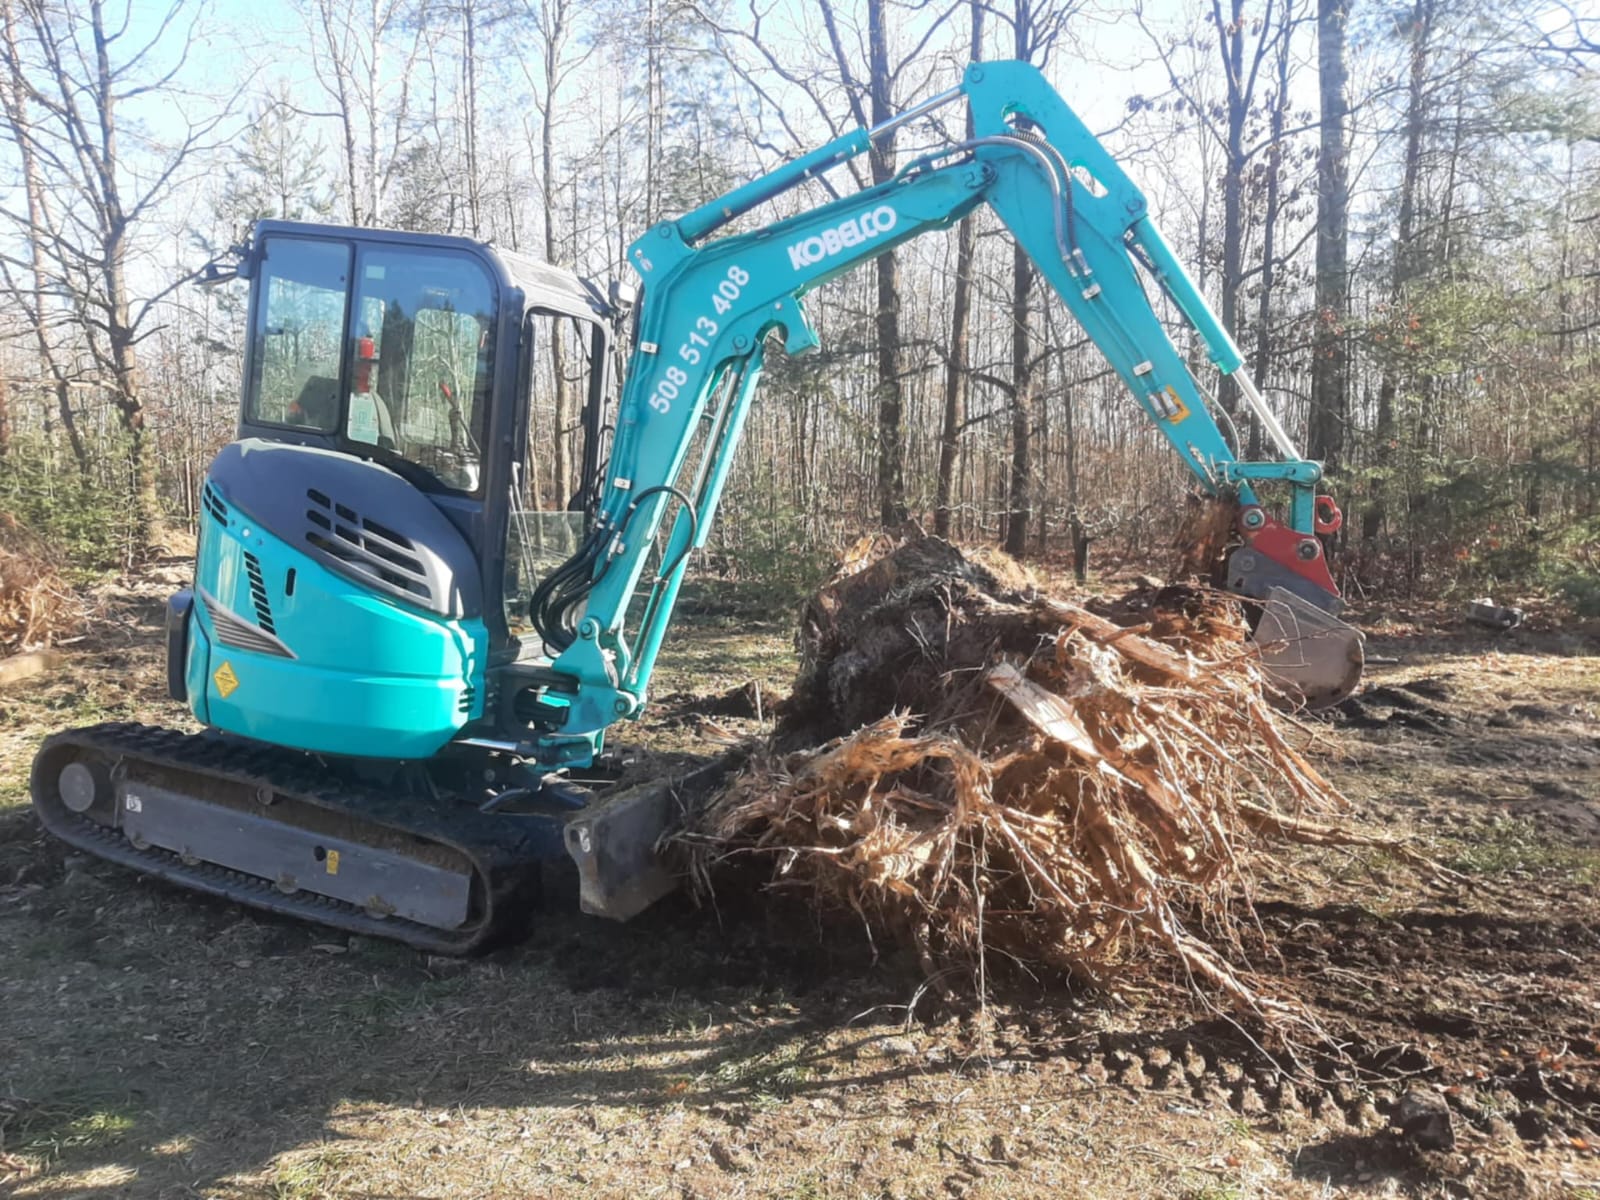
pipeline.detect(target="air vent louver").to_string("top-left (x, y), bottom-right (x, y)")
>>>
top-left (304, 489), bottom-right (434, 607)
top-left (199, 588), bottom-right (295, 659)
top-left (202, 483), bottom-right (229, 527)
top-left (242, 551), bottom-right (275, 634)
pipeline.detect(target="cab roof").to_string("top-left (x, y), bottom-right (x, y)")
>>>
top-left (246, 219), bottom-right (617, 323)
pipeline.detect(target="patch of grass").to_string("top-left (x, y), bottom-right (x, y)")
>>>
top-left (329, 974), bottom-right (472, 1030)
top-left (271, 1144), bottom-right (352, 1200)
top-left (3, 1096), bottom-right (138, 1166)
top-left (0, 775), bottom-right (28, 818)
top-left (708, 1033), bottom-right (816, 1099)
top-left (1219, 1116), bottom-right (1254, 1139)
top-left (659, 1003), bottom-right (715, 1037)
top-left (1447, 816), bottom-right (1600, 884)
top-left (1180, 1183), bottom-right (1245, 1200)
top-left (776, 1168), bottom-right (845, 1200)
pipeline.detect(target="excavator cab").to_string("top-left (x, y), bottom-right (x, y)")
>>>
top-left (170, 221), bottom-right (624, 759)
top-left (32, 221), bottom-right (680, 950)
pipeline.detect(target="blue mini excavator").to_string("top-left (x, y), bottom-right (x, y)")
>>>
top-left (31, 62), bottom-right (1363, 950)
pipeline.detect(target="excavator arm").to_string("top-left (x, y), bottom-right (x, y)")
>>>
top-left (531, 60), bottom-right (1363, 758)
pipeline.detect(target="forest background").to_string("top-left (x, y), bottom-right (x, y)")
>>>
top-left (1, 0), bottom-right (1596, 612)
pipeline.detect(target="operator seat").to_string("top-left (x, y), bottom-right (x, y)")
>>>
top-left (289, 375), bottom-right (339, 430)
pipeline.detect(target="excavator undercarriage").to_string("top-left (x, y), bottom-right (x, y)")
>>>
top-left (33, 723), bottom-right (715, 950)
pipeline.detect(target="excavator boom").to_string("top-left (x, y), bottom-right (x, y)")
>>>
top-left (529, 59), bottom-right (1363, 757)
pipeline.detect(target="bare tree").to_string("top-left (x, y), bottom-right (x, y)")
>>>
top-left (1244, 0), bottom-right (1302, 461)
top-left (517, 0), bottom-right (595, 503)
top-left (0, 0), bottom-right (233, 546)
top-left (0, 0), bottom-right (87, 473)
top-left (996, 0), bottom-right (1074, 555)
top-left (296, 0), bottom-right (437, 227)
top-left (1138, 0), bottom-right (1293, 444)
top-left (703, 0), bottom-right (958, 528)
top-left (814, 0), bottom-right (914, 526)
top-left (1362, 0), bottom-right (1436, 547)
top-left (1307, 0), bottom-right (1350, 472)
top-left (934, 0), bottom-right (984, 538)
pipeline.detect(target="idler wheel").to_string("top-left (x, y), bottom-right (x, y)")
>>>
top-left (58, 759), bottom-right (112, 815)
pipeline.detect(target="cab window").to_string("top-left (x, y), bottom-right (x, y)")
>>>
top-left (504, 311), bottom-right (603, 638)
top-left (246, 237), bottom-right (350, 431)
top-left (349, 248), bottom-right (497, 494)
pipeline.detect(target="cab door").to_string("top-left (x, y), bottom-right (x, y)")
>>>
top-left (503, 309), bottom-right (613, 648)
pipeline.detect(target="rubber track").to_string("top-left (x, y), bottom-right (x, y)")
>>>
top-left (30, 722), bottom-right (550, 954)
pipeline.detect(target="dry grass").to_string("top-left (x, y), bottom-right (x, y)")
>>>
top-left (0, 516), bottom-right (85, 652)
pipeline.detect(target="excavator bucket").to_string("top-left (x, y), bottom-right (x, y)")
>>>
top-left (1249, 586), bottom-right (1365, 710)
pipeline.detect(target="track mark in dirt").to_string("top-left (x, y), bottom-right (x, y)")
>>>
top-left (1249, 900), bottom-right (1600, 1146)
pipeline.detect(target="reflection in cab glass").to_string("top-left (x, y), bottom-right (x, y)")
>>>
top-left (248, 237), bottom-right (348, 432)
top-left (246, 235), bottom-right (498, 494)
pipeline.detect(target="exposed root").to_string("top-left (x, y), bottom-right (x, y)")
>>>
top-left (0, 515), bottom-right (83, 653)
top-left (682, 532), bottom-right (1425, 1025)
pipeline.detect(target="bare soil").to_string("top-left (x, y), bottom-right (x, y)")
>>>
top-left (2, 566), bottom-right (1598, 1199)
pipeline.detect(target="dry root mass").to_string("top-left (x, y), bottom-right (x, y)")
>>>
top-left (0, 516), bottom-right (81, 654)
top-left (684, 533), bottom-right (1415, 1018)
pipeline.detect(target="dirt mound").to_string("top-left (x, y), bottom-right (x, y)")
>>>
top-left (685, 533), bottom-right (1434, 1020)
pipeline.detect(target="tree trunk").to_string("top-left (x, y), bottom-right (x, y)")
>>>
top-left (644, 0), bottom-right (659, 226)
top-left (1004, 0), bottom-right (1045, 556)
top-left (1307, 0), bottom-right (1350, 471)
top-left (866, 0), bottom-right (907, 527)
top-left (935, 0), bottom-right (985, 539)
top-left (540, 3), bottom-right (571, 505)
top-left (85, 0), bottom-right (163, 548)
top-left (0, 0), bottom-right (87, 473)
top-left (463, 0), bottom-right (480, 236)
top-left (1217, 0), bottom-right (1247, 437)
top-left (313, 0), bottom-right (364, 224)
top-left (1063, 368), bottom-right (1088, 582)
top-left (366, 0), bottom-right (381, 225)
top-left (1363, 0), bottom-right (1433, 548)
top-left (1005, 244), bottom-right (1035, 556)
top-left (1248, 0), bottom-right (1292, 464)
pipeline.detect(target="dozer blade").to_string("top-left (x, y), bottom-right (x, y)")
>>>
top-left (563, 757), bottom-right (733, 921)
top-left (1250, 586), bottom-right (1365, 710)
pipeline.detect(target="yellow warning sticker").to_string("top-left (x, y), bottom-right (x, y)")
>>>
top-left (213, 660), bottom-right (239, 698)
top-left (325, 849), bottom-right (341, 876)
top-left (1164, 386), bottom-right (1191, 423)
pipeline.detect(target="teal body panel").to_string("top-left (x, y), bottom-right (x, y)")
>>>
top-left (190, 497), bottom-right (486, 759)
top-left (185, 619), bottom-right (212, 725)
top-left (551, 164), bottom-right (992, 735)
top-left (962, 62), bottom-right (1254, 503)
